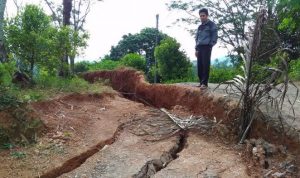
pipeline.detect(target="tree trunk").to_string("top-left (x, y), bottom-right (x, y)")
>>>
top-left (0, 0), bottom-right (7, 62)
top-left (70, 55), bottom-right (75, 75)
top-left (63, 0), bottom-right (72, 26)
top-left (60, 0), bottom-right (72, 77)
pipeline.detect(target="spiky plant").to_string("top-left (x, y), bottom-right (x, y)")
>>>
top-left (216, 9), bottom-right (299, 143)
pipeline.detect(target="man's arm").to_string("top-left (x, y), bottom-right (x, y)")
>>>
top-left (195, 27), bottom-right (200, 57)
top-left (209, 22), bottom-right (218, 47)
top-left (195, 27), bottom-right (199, 50)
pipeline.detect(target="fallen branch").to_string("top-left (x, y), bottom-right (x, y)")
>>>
top-left (160, 108), bottom-right (214, 131)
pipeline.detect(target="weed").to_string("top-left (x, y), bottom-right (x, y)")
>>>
top-left (11, 151), bottom-right (26, 159)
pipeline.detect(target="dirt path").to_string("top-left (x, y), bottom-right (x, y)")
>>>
top-left (176, 82), bottom-right (300, 130)
top-left (1, 69), bottom-right (299, 178)
top-left (60, 108), bottom-right (250, 178)
top-left (0, 92), bottom-right (253, 178)
top-left (154, 133), bottom-right (250, 178)
top-left (0, 93), bottom-right (150, 178)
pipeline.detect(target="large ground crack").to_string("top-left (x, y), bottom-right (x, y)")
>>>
top-left (133, 130), bottom-right (188, 178)
top-left (39, 123), bottom-right (125, 178)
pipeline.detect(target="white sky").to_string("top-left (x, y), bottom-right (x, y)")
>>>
top-left (6, 0), bottom-right (228, 62)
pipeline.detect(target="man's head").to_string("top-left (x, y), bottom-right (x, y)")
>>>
top-left (199, 8), bottom-right (209, 22)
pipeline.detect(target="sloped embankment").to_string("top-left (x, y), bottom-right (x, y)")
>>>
top-left (83, 69), bottom-right (300, 152)
top-left (83, 69), bottom-right (235, 123)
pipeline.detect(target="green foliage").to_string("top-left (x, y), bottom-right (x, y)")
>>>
top-left (5, 5), bottom-right (53, 77)
top-left (0, 61), bottom-right (16, 86)
top-left (154, 37), bottom-right (191, 82)
top-left (11, 151), bottom-right (26, 159)
top-left (74, 61), bottom-right (90, 73)
top-left (109, 28), bottom-right (167, 63)
top-left (209, 66), bottom-right (238, 83)
top-left (163, 66), bottom-right (197, 84)
top-left (167, 0), bottom-right (260, 57)
top-left (88, 59), bottom-right (122, 71)
top-left (0, 143), bottom-right (13, 150)
top-left (4, 4), bottom-right (88, 77)
top-left (0, 86), bottom-right (21, 111)
top-left (278, 0), bottom-right (300, 31)
top-left (289, 59), bottom-right (300, 80)
top-left (0, 127), bottom-right (10, 148)
top-left (120, 53), bottom-right (146, 72)
top-left (35, 72), bottom-right (92, 93)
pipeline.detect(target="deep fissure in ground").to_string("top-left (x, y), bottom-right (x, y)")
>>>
top-left (133, 130), bottom-right (188, 178)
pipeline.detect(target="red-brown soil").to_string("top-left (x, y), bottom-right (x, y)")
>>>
top-left (0, 68), bottom-right (298, 178)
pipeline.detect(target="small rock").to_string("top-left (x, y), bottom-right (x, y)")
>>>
top-left (252, 147), bottom-right (258, 156)
top-left (203, 169), bottom-right (220, 178)
top-left (271, 172), bottom-right (286, 178)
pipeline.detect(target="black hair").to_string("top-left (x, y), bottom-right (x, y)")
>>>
top-left (199, 8), bottom-right (208, 16)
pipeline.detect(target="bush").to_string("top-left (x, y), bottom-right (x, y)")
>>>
top-left (0, 86), bottom-right (21, 111)
top-left (0, 61), bottom-right (16, 87)
top-left (88, 59), bottom-right (122, 71)
top-left (120, 53), bottom-right (146, 72)
top-left (163, 66), bottom-right (197, 83)
top-left (154, 37), bottom-right (191, 82)
top-left (74, 61), bottom-right (90, 73)
top-left (209, 66), bottom-right (239, 83)
top-left (35, 71), bottom-right (90, 92)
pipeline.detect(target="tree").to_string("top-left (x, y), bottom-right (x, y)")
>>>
top-left (154, 37), bottom-right (191, 82)
top-left (276, 0), bottom-right (300, 59)
top-left (0, 0), bottom-right (7, 62)
top-left (63, 0), bottom-right (72, 26)
top-left (167, 0), bottom-right (263, 57)
top-left (5, 5), bottom-right (54, 78)
top-left (44, 0), bottom-right (100, 74)
top-left (109, 28), bottom-right (167, 72)
top-left (278, 0), bottom-right (300, 32)
top-left (59, 0), bottom-right (73, 76)
top-left (121, 53), bottom-right (146, 72)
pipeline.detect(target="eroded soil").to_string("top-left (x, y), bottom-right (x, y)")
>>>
top-left (0, 69), bottom-right (299, 178)
top-left (0, 92), bottom-right (254, 178)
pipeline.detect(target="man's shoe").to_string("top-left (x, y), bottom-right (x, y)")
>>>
top-left (200, 85), bottom-right (208, 90)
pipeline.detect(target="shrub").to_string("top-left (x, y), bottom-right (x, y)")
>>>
top-left (0, 61), bottom-right (16, 87)
top-left (209, 66), bottom-right (239, 83)
top-left (154, 37), bottom-right (191, 82)
top-left (88, 59), bottom-right (122, 71)
top-left (120, 53), bottom-right (146, 72)
top-left (74, 61), bottom-right (90, 73)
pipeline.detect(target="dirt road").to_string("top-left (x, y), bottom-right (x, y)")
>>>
top-left (0, 69), bottom-right (299, 178)
top-left (176, 82), bottom-right (300, 131)
top-left (0, 93), bottom-right (252, 178)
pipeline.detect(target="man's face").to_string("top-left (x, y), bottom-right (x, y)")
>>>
top-left (199, 12), bottom-right (208, 22)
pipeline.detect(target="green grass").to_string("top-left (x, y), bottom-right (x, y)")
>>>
top-left (10, 151), bottom-right (26, 159)
top-left (9, 76), bottom-right (112, 103)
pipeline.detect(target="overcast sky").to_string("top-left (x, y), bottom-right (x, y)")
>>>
top-left (6, 0), bottom-right (228, 62)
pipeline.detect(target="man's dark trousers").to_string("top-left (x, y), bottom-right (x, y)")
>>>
top-left (197, 45), bottom-right (212, 86)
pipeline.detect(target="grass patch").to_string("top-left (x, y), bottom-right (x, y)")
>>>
top-left (10, 151), bottom-right (26, 159)
top-left (8, 76), bottom-right (113, 102)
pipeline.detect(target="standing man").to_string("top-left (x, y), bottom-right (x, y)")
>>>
top-left (195, 8), bottom-right (218, 89)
